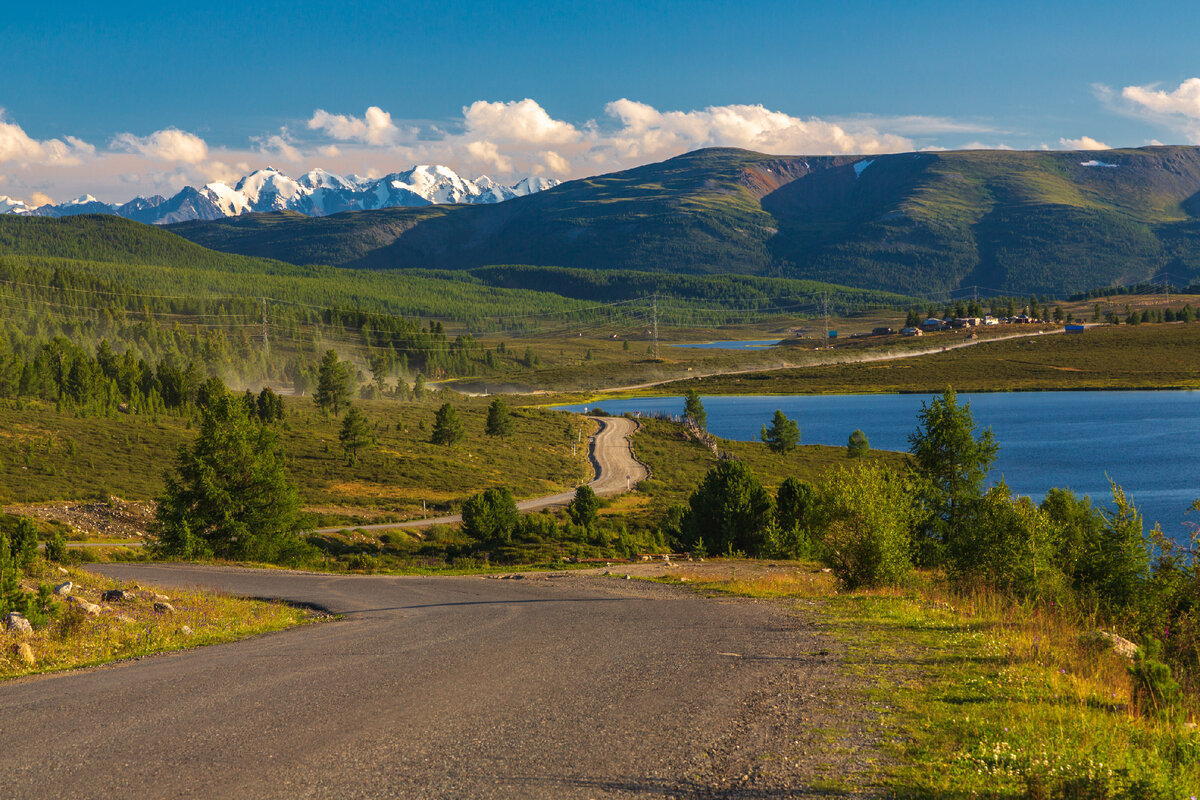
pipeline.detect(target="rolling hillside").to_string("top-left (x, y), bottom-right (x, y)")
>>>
top-left (170, 146), bottom-right (1200, 297)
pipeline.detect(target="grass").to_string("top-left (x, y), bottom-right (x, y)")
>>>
top-left (655, 323), bottom-right (1200, 395)
top-left (0, 394), bottom-right (593, 526)
top-left (630, 417), bottom-right (910, 510)
top-left (0, 561), bottom-right (315, 681)
top-left (662, 563), bottom-right (1200, 798)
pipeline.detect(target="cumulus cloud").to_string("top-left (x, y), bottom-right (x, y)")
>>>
top-left (601, 99), bottom-right (913, 161)
top-left (1059, 136), bottom-right (1110, 150)
top-left (462, 99), bottom-right (582, 146)
top-left (255, 128), bottom-right (302, 163)
top-left (1122, 78), bottom-right (1200, 118)
top-left (1101, 78), bottom-right (1200, 143)
top-left (0, 111), bottom-right (93, 166)
top-left (307, 106), bottom-right (403, 146)
top-left (111, 128), bottom-right (209, 163)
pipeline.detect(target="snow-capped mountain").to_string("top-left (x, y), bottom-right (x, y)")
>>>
top-left (0, 165), bottom-right (560, 224)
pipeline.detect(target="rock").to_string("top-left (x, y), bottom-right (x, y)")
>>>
top-left (624, 574), bottom-right (631, 580)
top-left (153, 602), bottom-right (175, 614)
top-left (1083, 630), bottom-right (1139, 660)
top-left (14, 642), bottom-right (35, 666)
top-left (4, 612), bottom-right (33, 634)
top-left (179, 625), bottom-right (193, 636)
top-left (101, 589), bottom-right (130, 602)
top-left (57, 567), bottom-right (69, 576)
top-left (52, 581), bottom-right (73, 596)
top-left (154, 593), bottom-right (170, 603)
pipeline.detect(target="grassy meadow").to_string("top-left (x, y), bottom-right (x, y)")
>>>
top-left (656, 564), bottom-right (1200, 798)
top-left (0, 394), bottom-right (592, 527)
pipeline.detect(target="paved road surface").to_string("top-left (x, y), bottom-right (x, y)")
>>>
top-left (0, 564), bottom-right (882, 799)
top-left (313, 416), bottom-right (648, 534)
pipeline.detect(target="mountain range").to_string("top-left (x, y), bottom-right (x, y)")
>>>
top-left (167, 145), bottom-right (1200, 297)
top-left (0, 166), bottom-right (558, 225)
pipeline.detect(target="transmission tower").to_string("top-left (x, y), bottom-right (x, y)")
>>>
top-left (652, 295), bottom-right (659, 359)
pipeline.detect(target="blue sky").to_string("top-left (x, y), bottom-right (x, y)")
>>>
top-left (4, 0), bottom-right (1200, 204)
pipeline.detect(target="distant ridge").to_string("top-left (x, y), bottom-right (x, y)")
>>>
top-left (167, 145), bottom-right (1200, 297)
top-left (0, 165), bottom-right (558, 225)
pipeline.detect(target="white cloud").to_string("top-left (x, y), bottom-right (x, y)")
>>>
top-left (1122, 78), bottom-right (1200, 118)
top-left (111, 128), bottom-right (209, 163)
top-left (1059, 136), bottom-right (1110, 150)
top-left (307, 106), bottom-right (403, 146)
top-left (255, 129), bottom-right (302, 163)
top-left (1103, 78), bottom-right (1200, 143)
top-left (0, 111), bottom-right (93, 166)
top-left (601, 99), bottom-right (913, 161)
top-left (462, 99), bottom-right (582, 146)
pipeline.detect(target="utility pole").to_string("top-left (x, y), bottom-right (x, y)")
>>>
top-left (652, 294), bottom-right (659, 359)
top-left (261, 297), bottom-right (269, 357)
top-left (822, 292), bottom-right (830, 340)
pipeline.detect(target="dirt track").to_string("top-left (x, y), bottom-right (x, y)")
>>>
top-left (312, 415), bottom-right (647, 534)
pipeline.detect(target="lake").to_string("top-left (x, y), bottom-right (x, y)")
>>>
top-left (556, 391), bottom-right (1200, 544)
top-left (670, 339), bottom-right (784, 350)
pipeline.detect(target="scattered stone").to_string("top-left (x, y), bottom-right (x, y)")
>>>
top-left (179, 625), bottom-right (193, 636)
top-left (52, 581), bottom-right (73, 596)
top-left (4, 612), bottom-right (33, 634)
top-left (602, 570), bottom-right (611, 576)
top-left (153, 602), bottom-right (175, 614)
top-left (57, 567), bottom-right (69, 576)
top-left (154, 593), bottom-right (171, 603)
top-left (101, 589), bottom-right (130, 602)
top-left (624, 574), bottom-right (631, 580)
top-left (14, 642), bottom-right (35, 666)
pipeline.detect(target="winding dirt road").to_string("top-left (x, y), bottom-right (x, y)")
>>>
top-left (313, 416), bottom-right (647, 534)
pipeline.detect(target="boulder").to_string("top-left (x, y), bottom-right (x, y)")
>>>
top-left (14, 642), bottom-right (35, 666)
top-left (57, 567), bottom-right (69, 576)
top-left (154, 593), bottom-right (171, 603)
top-left (101, 589), bottom-right (130, 602)
top-left (52, 581), bottom-right (73, 596)
top-left (153, 602), bottom-right (175, 614)
top-left (179, 626), bottom-right (193, 636)
top-left (1081, 630), bottom-right (1139, 660)
top-left (4, 612), bottom-right (33, 634)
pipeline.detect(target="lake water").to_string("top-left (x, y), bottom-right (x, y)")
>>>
top-left (670, 339), bottom-right (784, 350)
top-left (556, 391), bottom-right (1200, 544)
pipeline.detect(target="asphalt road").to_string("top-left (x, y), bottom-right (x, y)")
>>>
top-left (0, 564), bottom-right (880, 799)
top-left (312, 416), bottom-right (648, 534)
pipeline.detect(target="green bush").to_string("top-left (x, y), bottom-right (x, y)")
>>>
top-left (815, 462), bottom-right (918, 589)
top-left (1129, 637), bottom-right (1183, 719)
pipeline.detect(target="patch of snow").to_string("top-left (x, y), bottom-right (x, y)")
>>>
top-left (853, 159), bottom-right (874, 178)
top-left (1080, 160), bottom-right (1119, 168)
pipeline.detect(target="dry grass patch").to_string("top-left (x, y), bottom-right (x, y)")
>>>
top-left (0, 564), bottom-right (314, 681)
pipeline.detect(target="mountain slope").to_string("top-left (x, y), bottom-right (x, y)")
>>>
top-left (169, 146), bottom-right (1200, 297)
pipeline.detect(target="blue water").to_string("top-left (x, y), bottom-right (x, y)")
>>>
top-left (670, 339), bottom-right (784, 350)
top-left (557, 391), bottom-right (1200, 544)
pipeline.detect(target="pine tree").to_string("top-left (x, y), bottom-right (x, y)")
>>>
top-left (431, 402), bottom-right (464, 445)
top-left (152, 392), bottom-right (304, 562)
top-left (760, 410), bottom-right (800, 453)
top-left (847, 429), bottom-right (870, 458)
top-left (485, 398), bottom-right (514, 437)
top-left (314, 350), bottom-right (350, 415)
top-left (683, 389), bottom-right (707, 431)
top-left (339, 405), bottom-right (374, 466)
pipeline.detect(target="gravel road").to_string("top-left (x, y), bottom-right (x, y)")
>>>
top-left (312, 415), bottom-right (648, 534)
top-left (0, 564), bottom-right (889, 799)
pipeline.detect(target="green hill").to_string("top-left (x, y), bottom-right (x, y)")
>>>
top-left (170, 145), bottom-right (1200, 297)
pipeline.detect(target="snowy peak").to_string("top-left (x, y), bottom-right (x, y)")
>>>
top-left (10, 165), bottom-right (559, 224)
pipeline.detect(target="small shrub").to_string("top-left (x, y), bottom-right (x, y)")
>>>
top-left (1129, 637), bottom-right (1183, 719)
